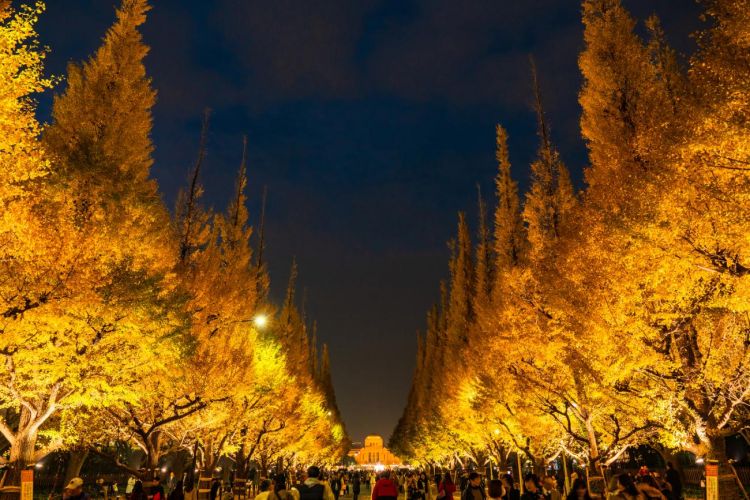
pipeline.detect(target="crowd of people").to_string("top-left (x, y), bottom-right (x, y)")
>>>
top-left (363, 466), bottom-right (683, 500)
top-left (608, 465), bottom-right (683, 500)
top-left (58, 462), bottom-right (684, 500)
top-left (239, 464), bottom-right (683, 500)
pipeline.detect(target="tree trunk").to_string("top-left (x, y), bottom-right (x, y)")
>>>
top-left (707, 436), bottom-right (742, 500)
top-left (234, 445), bottom-right (248, 479)
top-left (1, 427), bottom-right (37, 500)
top-left (534, 458), bottom-right (546, 477)
top-left (9, 407), bottom-right (39, 468)
top-left (64, 448), bottom-right (89, 485)
top-left (9, 431), bottom-right (37, 468)
top-left (143, 431), bottom-right (164, 483)
top-left (708, 435), bottom-right (727, 461)
top-left (204, 454), bottom-right (219, 477)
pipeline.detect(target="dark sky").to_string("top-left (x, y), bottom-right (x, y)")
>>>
top-left (36, 0), bottom-right (700, 443)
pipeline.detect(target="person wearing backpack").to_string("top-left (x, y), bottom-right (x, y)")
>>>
top-left (297, 466), bottom-right (335, 500)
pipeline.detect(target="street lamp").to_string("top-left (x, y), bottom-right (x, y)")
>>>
top-left (254, 314), bottom-right (268, 329)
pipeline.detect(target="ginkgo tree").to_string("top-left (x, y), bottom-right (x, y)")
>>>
top-left (0, 0), bottom-right (349, 489)
top-left (0, 0), bottom-right (180, 485)
top-left (394, 3), bottom-right (750, 499)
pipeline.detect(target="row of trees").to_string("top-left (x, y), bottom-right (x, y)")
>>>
top-left (391, 0), bottom-right (749, 492)
top-left (0, 0), bottom-right (347, 487)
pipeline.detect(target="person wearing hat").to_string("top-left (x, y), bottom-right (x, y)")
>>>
top-left (63, 478), bottom-right (88, 500)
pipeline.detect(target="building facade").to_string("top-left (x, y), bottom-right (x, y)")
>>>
top-left (349, 435), bottom-right (402, 466)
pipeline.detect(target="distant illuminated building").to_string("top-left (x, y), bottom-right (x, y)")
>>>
top-left (349, 435), bottom-right (401, 466)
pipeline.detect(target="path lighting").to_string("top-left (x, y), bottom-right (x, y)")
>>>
top-left (254, 314), bottom-right (268, 329)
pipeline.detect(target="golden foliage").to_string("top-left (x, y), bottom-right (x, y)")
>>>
top-left (393, 0), bottom-right (750, 473)
top-left (0, 0), bottom-right (347, 477)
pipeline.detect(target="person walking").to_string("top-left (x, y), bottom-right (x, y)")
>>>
top-left (636, 475), bottom-right (665, 500)
top-left (62, 478), bottom-right (88, 500)
top-left (129, 481), bottom-right (148, 500)
top-left (167, 473), bottom-right (177, 496)
top-left (613, 474), bottom-right (644, 500)
top-left (168, 481), bottom-right (184, 500)
top-left (407, 473), bottom-right (423, 500)
top-left (249, 468), bottom-right (258, 496)
top-left (520, 475), bottom-right (544, 500)
top-left (184, 473), bottom-right (198, 500)
top-left (417, 473), bottom-right (428, 500)
top-left (331, 473), bottom-right (342, 500)
top-left (152, 484), bottom-right (166, 500)
top-left (353, 473), bottom-right (362, 500)
top-left (460, 473), bottom-right (485, 500)
top-left (487, 480), bottom-right (503, 500)
top-left (459, 474), bottom-right (469, 496)
top-left (500, 475), bottom-right (519, 500)
top-left (564, 479), bottom-right (590, 500)
top-left (665, 464), bottom-right (681, 500)
top-left (270, 474), bottom-right (300, 500)
top-left (651, 474), bottom-right (673, 500)
top-left (256, 480), bottom-right (273, 500)
top-left (297, 466), bottom-right (335, 500)
top-left (372, 472), bottom-right (399, 500)
top-left (428, 475), bottom-right (439, 500)
top-left (439, 473), bottom-right (457, 500)
top-left (126, 477), bottom-right (137, 496)
top-left (542, 476), bottom-right (561, 500)
top-left (209, 479), bottom-right (221, 500)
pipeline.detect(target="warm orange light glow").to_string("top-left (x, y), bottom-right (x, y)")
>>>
top-left (254, 314), bottom-right (268, 328)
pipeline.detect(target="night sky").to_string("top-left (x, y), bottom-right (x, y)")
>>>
top-left (37, 0), bottom-right (701, 444)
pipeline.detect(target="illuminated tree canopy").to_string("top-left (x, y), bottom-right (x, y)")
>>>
top-left (391, 0), bottom-right (750, 486)
top-left (0, 0), bottom-right (348, 484)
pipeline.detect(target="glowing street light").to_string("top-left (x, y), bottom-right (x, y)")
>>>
top-left (254, 314), bottom-right (268, 329)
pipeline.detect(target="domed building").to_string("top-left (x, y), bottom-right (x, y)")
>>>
top-left (349, 435), bottom-right (402, 466)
